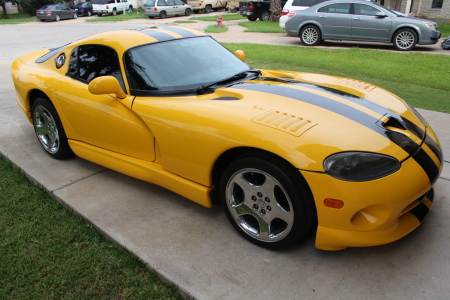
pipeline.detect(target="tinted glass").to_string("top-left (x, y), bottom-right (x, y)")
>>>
top-left (174, 0), bottom-right (184, 4)
top-left (124, 36), bottom-right (250, 91)
top-left (145, 0), bottom-right (156, 5)
top-left (318, 3), bottom-right (351, 13)
top-left (166, 0), bottom-right (175, 5)
top-left (354, 4), bottom-right (381, 16)
top-left (93, 0), bottom-right (108, 4)
top-left (67, 44), bottom-right (123, 86)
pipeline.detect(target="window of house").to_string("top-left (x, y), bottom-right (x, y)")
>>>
top-left (431, 0), bottom-right (443, 8)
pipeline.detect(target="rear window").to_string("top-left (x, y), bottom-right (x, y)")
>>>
top-left (40, 5), bottom-right (56, 9)
top-left (93, 0), bottom-right (108, 4)
top-left (291, 0), bottom-right (327, 6)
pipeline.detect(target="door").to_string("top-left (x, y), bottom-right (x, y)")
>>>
top-left (54, 44), bottom-right (155, 161)
top-left (316, 2), bottom-right (352, 39)
top-left (351, 3), bottom-right (392, 41)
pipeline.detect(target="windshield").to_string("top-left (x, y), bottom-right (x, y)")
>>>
top-left (124, 36), bottom-right (251, 94)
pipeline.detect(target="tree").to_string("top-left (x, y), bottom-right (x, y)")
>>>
top-left (1, 0), bottom-right (11, 18)
top-left (270, 0), bottom-right (282, 22)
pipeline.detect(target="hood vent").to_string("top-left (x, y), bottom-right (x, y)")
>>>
top-left (252, 110), bottom-right (317, 137)
top-left (334, 78), bottom-right (375, 92)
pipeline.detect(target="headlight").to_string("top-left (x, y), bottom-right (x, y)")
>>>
top-left (324, 152), bottom-right (400, 182)
top-left (422, 21), bottom-right (436, 29)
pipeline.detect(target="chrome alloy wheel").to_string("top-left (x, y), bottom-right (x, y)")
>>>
top-left (225, 168), bottom-right (294, 243)
top-left (301, 27), bottom-right (319, 45)
top-left (33, 105), bottom-right (60, 154)
top-left (395, 31), bottom-right (415, 50)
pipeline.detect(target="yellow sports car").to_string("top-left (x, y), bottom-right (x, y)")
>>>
top-left (11, 27), bottom-right (443, 250)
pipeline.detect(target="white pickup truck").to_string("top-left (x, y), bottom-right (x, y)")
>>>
top-left (187, 0), bottom-right (227, 13)
top-left (93, 0), bottom-right (133, 16)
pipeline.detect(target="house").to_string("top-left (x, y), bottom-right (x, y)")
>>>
top-left (379, 0), bottom-right (449, 22)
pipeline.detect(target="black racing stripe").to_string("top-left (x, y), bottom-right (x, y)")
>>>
top-left (234, 83), bottom-right (387, 135)
top-left (412, 148), bottom-right (440, 185)
top-left (410, 202), bottom-right (430, 222)
top-left (157, 26), bottom-right (201, 38)
top-left (384, 131), bottom-right (420, 156)
top-left (424, 134), bottom-right (443, 163)
top-left (401, 117), bottom-right (426, 140)
top-left (138, 29), bottom-right (177, 42)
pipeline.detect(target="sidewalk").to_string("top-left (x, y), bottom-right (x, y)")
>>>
top-left (1, 19), bottom-right (450, 299)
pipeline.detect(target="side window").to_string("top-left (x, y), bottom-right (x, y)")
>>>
top-left (157, 0), bottom-right (166, 5)
top-left (292, 0), bottom-right (316, 6)
top-left (318, 3), bottom-right (351, 14)
top-left (107, 0), bottom-right (116, 3)
top-left (67, 44), bottom-right (124, 88)
top-left (174, 0), bottom-right (184, 5)
top-left (166, 0), bottom-right (175, 5)
top-left (354, 4), bottom-right (381, 16)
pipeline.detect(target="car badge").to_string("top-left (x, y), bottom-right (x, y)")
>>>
top-left (55, 53), bottom-right (66, 69)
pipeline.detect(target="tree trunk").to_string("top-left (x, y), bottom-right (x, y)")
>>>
top-left (270, 0), bottom-right (282, 22)
top-left (1, 3), bottom-right (9, 19)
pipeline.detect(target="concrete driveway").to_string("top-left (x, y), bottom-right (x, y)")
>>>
top-left (1, 17), bottom-right (449, 300)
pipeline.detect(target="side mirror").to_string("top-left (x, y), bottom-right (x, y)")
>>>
top-left (88, 76), bottom-right (126, 99)
top-left (375, 12), bottom-right (387, 18)
top-left (234, 50), bottom-right (246, 61)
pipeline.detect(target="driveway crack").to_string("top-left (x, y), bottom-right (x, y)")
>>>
top-left (52, 168), bottom-right (109, 192)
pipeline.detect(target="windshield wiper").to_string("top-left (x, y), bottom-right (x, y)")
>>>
top-left (195, 70), bottom-right (261, 95)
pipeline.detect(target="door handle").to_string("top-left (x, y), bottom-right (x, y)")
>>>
top-left (319, 15), bottom-right (327, 18)
top-left (353, 17), bottom-right (361, 21)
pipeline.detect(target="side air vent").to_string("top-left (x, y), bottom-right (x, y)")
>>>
top-left (383, 117), bottom-right (406, 130)
top-left (334, 78), bottom-right (375, 92)
top-left (252, 110), bottom-right (317, 137)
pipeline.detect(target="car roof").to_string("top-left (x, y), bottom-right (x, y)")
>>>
top-left (71, 27), bottom-right (208, 54)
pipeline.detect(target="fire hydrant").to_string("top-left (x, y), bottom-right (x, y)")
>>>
top-left (216, 15), bottom-right (223, 28)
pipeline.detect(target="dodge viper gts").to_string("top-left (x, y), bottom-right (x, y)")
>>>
top-left (11, 26), bottom-right (443, 250)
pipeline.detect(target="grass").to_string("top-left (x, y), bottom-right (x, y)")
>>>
top-left (0, 13), bottom-right (36, 24)
top-left (85, 11), bottom-right (147, 22)
top-left (439, 23), bottom-right (450, 37)
top-left (189, 14), bottom-right (246, 21)
top-left (223, 43), bottom-right (450, 113)
top-left (205, 24), bottom-right (228, 33)
top-left (239, 20), bottom-right (285, 33)
top-left (0, 157), bottom-right (181, 299)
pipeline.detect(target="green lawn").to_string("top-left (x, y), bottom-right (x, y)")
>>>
top-left (223, 43), bottom-right (450, 113)
top-left (205, 24), bottom-right (229, 33)
top-left (239, 20), bottom-right (285, 33)
top-left (0, 157), bottom-right (181, 299)
top-left (85, 11), bottom-right (147, 22)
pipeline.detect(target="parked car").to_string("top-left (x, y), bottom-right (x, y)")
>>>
top-left (36, 4), bottom-right (78, 22)
top-left (11, 27), bottom-right (442, 251)
top-left (93, 0), bottom-right (133, 16)
top-left (239, 0), bottom-right (287, 21)
top-left (280, 0), bottom-right (327, 29)
top-left (74, 2), bottom-right (94, 16)
top-left (285, 0), bottom-right (441, 51)
top-left (144, 0), bottom-right (192, 18)
top-left (187, 0), bottom-right (227, 13)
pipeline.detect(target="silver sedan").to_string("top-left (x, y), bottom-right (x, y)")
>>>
top-left (285, 0), bottom-right (441, 51)
top-left (36, 4), bottom-right (78, 22)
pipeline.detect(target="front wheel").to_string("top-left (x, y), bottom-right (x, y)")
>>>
top-left (247, 16), bottom-right (257, 21)
top-left (185, 8), bottom-right (191, 16)
top-left (220, 153), bottom-right (316, 249)
top-left (300, 25), bottom-right (321, 46)
top-left (393, 28), bottom-right (417, 51)
top-left (112, 8), bottom-right (117, 16)
top-left (31, 98), bottom-right (74, 159)
top-left (259, 10), bottom-right (270, 21)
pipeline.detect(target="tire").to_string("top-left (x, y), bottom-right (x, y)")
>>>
top-left (300, 25), bottom-right (321, 46)
top-left (205, 5), bottom-right (212, 13)
top-left (220, 152), bottom-right (316, 249)
top-left (148, 16), bottom-right (154, 19)
top-left (185, 8), bottom-right (191, 16)
top-left (55, 14), bottom-right (60, 22)
top-left (393, 28), bottom-right (417, 51)
top-left (87, 11), bottom-right (92, 16)
top-left (193, 10), bottom-right (199, 14)
top-left (73, 13), bottom-right (77, 19)
top-left (259, 10), bottom-right (270, 21)
top-left (40, 19), bottom-right (46, 22)
top-left (31, 98), bottom-right (74, 159)
top-left (98, 13), bottom-right (103, 16)
top-left (159, 11), bottom-right (166, 19)
top-left (112, 8), bottom-right (117, 16)
top-left (247, 16), bottom-right (257, 21)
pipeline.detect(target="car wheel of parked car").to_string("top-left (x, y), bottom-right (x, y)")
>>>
top-left (98, 13), bottom-right (103, 16)
top-left (148, 16), bottom-right (155, 19)
top-left (247, 16), bottom-right (257, 21)
top-left (300, 25), bottom-right (321, 46)
top-left (220, 152), bottom-right (316, 249)
top-left (185, 8), bottom-right (192, 16)
top-left (159, 11), bottom-right (166, 18)
top-left (32, 98), bottom-right (74, 159)
top-left (55, 14), bottom-right (61, 22)
top-left (73, 12), bottom-right (77, 19)
top-left (259, 10), bottom-right (271, 21)
top-left (393, 28), bottom-right (417, 51)
top-left (87, 11), bottom-right (92, 16)
top-left (112, 8), bottom-right (117, 16)
top-left (205, 5), bottom-right (212, 13)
